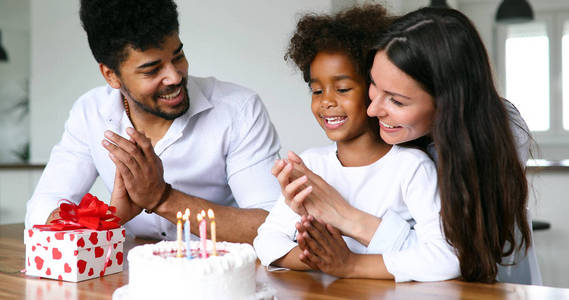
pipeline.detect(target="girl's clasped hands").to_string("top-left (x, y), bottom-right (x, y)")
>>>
top-left (271, 152), bottom-right (359, 277)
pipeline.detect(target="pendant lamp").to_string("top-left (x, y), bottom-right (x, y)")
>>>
top-left (495, 0), bottom-right (534, 23)
top-left (429, 0), bottom-right (450, 8)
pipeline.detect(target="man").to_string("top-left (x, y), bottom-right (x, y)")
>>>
top-left (25, 0), bottom-right (281, 244)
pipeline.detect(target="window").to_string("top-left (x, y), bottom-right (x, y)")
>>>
top-left (563, 20), bottom-right (569, 130)
top-left (504, 23), bottom-right (549, 131)
top-left (495, 11), bottom-right (569, 144)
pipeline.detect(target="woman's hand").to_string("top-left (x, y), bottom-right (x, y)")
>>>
top-left (271, 156), bottom-right (311, 216)
top-left (278, 151), bottom-right (381, 244)
top-left (296, 215), bottom-right (356, 278)
top-left (285, 152), bottom-right (355, 235)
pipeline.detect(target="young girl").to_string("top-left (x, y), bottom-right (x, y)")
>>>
top-left (291, 7), bottom-right (539, 284)
top-left (253, 5), bottom-right (460, 281)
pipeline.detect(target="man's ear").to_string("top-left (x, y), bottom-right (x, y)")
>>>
top-left (99, 63), bottom-right (121, 89)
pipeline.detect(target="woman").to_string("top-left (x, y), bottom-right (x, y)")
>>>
top-left (254, 4), bottom-right (459, 282)
top-left (278, 7), bottom-right (540, 284)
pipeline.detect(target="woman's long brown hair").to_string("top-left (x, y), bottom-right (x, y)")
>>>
top-left (373, 7), bottom-right (531, 282)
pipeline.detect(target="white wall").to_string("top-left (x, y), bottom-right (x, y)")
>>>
top-left (23, 0), bottom-right (338, 225)
top-left (175, 0), bottom-right (332, 157)
top-left (0, 0), bottom-right (30, 163)
top-left (29, 0), bottom-right (335, 164)
top-left (25, 0), bottom-right (468, 164)
top-left (528, 170), bottom-right (569, 288)
top-left (0, 169), bottom-right (41, 224)
top-left (0, 0), bottom-right (29, 83)
top-left (29, 0), bottom-right (107, 164)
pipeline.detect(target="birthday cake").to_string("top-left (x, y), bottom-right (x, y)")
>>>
top-left (123, 240), bottom-right (258, 300)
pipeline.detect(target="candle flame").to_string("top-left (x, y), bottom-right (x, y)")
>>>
top-left (197, 213), bottom-right (202, 222)
top-left (208, 209), bottom-right (214, 219)
top-left (185, 208), bottom-right (190, 216)
top-left (200, 210), bottom-right (206, 217)
top-left (176, 211), bottom-right (182, 219)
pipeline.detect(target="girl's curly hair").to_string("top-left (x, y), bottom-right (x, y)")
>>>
top-left (285, 4), bottom-right (394, 83)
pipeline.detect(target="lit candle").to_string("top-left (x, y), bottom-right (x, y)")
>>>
top-left (197, 210), bottom-right (208, 258)
top-left (183, 208), bottom-right (191, 259)
top-left (176, 211), bottom-right (183, 258)
top-left (208, 209), bottom-right (217, 256)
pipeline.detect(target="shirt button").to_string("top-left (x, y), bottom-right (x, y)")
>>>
top-left (161, 232), bottom-right (167, 237)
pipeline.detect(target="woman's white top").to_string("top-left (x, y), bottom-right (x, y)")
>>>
top-left (254, 144), bottom-right (460, 282)
top-left (379, 100), bottom-right (542, 285)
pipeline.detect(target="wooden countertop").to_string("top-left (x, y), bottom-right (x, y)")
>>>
top-left (2, 158), bottom-right (569, 171)
top-left (2, 223), bottom-right (569, 299)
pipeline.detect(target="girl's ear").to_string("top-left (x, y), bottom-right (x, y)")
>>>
top-left (99, 63), bottom-right (121, 89)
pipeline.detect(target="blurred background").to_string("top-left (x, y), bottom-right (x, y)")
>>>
top-left (0, 0), bottom-right (568, 288)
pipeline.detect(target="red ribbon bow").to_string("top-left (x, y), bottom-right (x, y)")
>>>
top-left (33, 193), bottom-right (121, 231)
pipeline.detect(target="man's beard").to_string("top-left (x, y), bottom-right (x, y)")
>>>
top-left (122, 77), bottom-right (190, 121)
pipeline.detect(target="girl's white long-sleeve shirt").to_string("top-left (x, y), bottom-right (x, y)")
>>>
top-left (253, 144), bottom-right (460, 282)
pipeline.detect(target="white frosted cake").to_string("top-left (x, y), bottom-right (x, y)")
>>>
top-left (124, 240), bottom-right (257, 300)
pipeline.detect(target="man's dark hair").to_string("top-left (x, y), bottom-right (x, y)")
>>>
top-left (80, 0), bottom-right (179, 74)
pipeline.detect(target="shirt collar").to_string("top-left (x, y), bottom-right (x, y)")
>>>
top-left (168, 76), bottom-right (213, 133)
top-left (186, 76), bottom-right (214, 120)
top-left (160, 77), bottom-right (212, 147)
top-left (102, 85), bottom-right (126, 132)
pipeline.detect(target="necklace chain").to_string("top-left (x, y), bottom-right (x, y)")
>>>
top-left (122, 94), bottom-right (131, 121)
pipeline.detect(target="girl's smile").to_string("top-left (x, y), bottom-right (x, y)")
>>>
top-left (321, 115), bottom-right (348, 129)
top-left (309, 51), bottom-right (372, 144)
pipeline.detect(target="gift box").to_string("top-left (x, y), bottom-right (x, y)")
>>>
top-left (24, 226), bottom-right (125, 282)
top-left (24, 193), bottom-right (124, 282)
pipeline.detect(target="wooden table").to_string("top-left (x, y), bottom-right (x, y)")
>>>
top-left (1, 224), bottom-right (569, 299)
